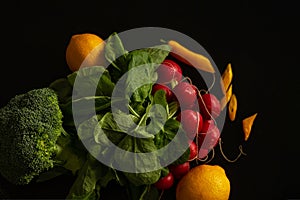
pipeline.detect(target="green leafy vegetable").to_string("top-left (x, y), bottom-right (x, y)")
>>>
top-left (127, 184), bottom-right (159, 200)
top-left (66, 154), bottom-right (108, 200)
top-left (105, 32), bottom-right (129, 83)
top-left (68, 65), bottom-right (115, 98)
top-left (126, 45), bottom-right (170, 103)
top-left (49, 78), bottom-right (73, 104)
top-left (116, 135), bottom-right (161, 186)
top-left (154, 118), bottom-right (190, 166)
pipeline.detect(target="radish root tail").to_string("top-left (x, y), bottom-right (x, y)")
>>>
top-left (197, 93), bottom-right (218, 127)
top-left (197, 154), bottom-right (208, 162)
top-left (218, 138), bottom-right (247, 163)
top-left (207, 73), bottom-right (216, 92)
top-left (158, 189), bottom-right (164, 200)
top-left (204, 148), bottom-right (215, 164)
top-left (181, 76), bottom-right (193, 85)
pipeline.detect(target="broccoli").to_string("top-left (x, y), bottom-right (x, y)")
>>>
top-left (0, 88), bottom-right (85, 185)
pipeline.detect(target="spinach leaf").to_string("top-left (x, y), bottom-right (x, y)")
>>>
top-left (152, 88), bottom-right (168, 108)
top-left (171, 144), bottom-right (190, 166)
top-left (126, 45), bottom-right (170, 103)
top-left (78, 114), bottom-right (117, 163)
top-left (65, 96), bottom-right (111, 115)
top-left (154, 118), bottom-right (190, 166)
top-left (127, 184), bottom-right (159, 200)
top-left (104, 32), bottom-right (129, 83)
top-left (66, 154), bottom-right (122, 200)
top-left (143, 90), bottom-right (168, 135)
top-left (79, 113), bottom-right (161, 187)
top-left (105, 32), bottom-right (127, 66)
top-left (164, 119), bottom-right (190, 165)
top-left (115, 135), bottom-right (161, 186)
top-left (36, 167), bottom-right (71, 183)
top-left (97, 111), bottom-right (134, 144)
top-left (129, 44), bottom-right (171, 68)
top-left (66, 154), bottom-right (106, 200)
top-left (59, 96), bottom-right (111, 127)
top-left (49, 78), bottom-right (73, 104)
top-left (77, 115), bottom-right (107, 155)
top-left (68, 66), bottom-right (115, 98)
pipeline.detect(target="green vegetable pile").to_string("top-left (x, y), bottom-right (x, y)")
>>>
top-left (0, 32), bottom-right (190, 199)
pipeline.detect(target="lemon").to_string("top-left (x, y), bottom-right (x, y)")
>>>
top-left (176, 164), bottom-right (230, 200)
top-left (65, 33), bottom-right (106, 72)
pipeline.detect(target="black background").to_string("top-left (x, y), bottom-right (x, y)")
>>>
top-left (1, 0), bottom-right (299, 199)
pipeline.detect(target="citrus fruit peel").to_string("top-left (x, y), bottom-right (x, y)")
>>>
top-left (176, 164), bottom-right (230, 200)
top-left (65, 33), bottom-right (107, 72)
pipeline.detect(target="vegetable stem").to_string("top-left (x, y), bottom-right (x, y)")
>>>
top-left (128, 104), bottom-right (141, 118)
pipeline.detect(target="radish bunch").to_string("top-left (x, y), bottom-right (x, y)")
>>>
top-left (152, 58), bottom-right (222, 190)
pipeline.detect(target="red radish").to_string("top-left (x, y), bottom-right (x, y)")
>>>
top-left (198, 93), bottom-right (221, 120)
top-left (198, 148), bottom-right (209, 159)
top-left (169, 162), bottom-right (190, 179)
top-left (157, 59), bottom-right (182, 84)
top-left (151, 83), bottom-right (174, 102)
top-left (183, 84), bottom-right (201, 110)
top-left (173, 82), bottom-right (198, 108)
top-left (154, 172), bottom-right (175, 190)
top-left (176, 109), bottom-right (203, 139)
top-left (200, 119), bottom-right (215, 133)
top-left (188, 141), bottom-right (198, 160)
top-left (198, 125), bottom-right (220, 149)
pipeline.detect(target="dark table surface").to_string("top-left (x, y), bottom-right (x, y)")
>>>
top-left (2, 1), bottom-right (299, 199)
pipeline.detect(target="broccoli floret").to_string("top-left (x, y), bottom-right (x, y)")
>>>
top-left (0, 88), bottom-right (83, 185)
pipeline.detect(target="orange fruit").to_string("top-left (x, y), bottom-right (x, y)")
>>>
top-left (176, 164), bottom-right (230, 200)
top-left (65, 33), bottom-right (106, 72)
